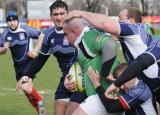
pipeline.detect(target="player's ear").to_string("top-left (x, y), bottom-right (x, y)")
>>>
top-left (74, 28), bottom-right (81, 37)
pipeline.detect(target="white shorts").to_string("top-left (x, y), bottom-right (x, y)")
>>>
top-left (79, 94), bottom-right (119, 115)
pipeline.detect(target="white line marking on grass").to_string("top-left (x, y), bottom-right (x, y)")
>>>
top-left (1, 87), bottom-right (16, 91)
top-left (0, 87), bottom-right (53, 95)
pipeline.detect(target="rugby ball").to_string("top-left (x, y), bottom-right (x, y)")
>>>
top-left (68, 62), bottom-right (85, 93)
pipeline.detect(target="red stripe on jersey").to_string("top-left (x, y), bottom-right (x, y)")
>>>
top-left (96, 34), bottom-right (103, 41)
top-left (119, 96), bottom-right (129, 110)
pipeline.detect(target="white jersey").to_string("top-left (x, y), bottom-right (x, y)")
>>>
top-left (118, 22), bottom-right (158, 78)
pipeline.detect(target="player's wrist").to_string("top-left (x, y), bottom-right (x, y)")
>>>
top-left (113, 80), bottom-right (120, 88)
top-left (34, 48), bottom-right (40, 56)
top-left (94, 83), bottom-right (101, 89)
top-left (112, 83), bottom-right (118, 89)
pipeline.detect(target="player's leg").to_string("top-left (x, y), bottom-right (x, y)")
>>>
top-left (65, 92), bottom-right (87, 115)
top-left (72, 107), bottom-right (88, 115)
top-left (54, 76), bottom-right (71, 115)
top-left (72, 94), bottom-right (116, 115)
top-left (16, 65), bottom-right (45, 115)
top-left (26, 86), bottom-right (45, 115)
top-left (54, 99), bottom-right (69, 115)
top-left (18, 77), bottom-right (39, 111)
top-left (17, 77), bottom-right (45, 114)
top-left (24, 91), bottom-right (39, 112)
top-left (65, 102), bottom-right (80, 115)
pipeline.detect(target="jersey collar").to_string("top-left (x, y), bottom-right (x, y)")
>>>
top-left (74, 26), bottom-right (90, 47)
top-left (55, 28), bottom-right (64, 34)
top-left (9, 24), bottom-right (25, 33)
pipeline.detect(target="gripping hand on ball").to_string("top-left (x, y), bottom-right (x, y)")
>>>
top-left (64, 74), bottom-right (77, 92)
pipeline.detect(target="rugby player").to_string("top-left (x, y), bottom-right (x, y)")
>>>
top-left (105, 39), bottom-right (160, 107)
top-left (63, 17), bottom-right (120, 115)
top-left (87, 63), bottom-right (156, 115)
top-left (17, 1), bottom-right (87, 115)
top-left (0, 11), bottom-right (45, 115)
top-left (65, 8), bottom-right (160, 105)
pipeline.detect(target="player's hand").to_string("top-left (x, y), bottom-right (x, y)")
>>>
top-left (0, 42), bottom-right (9, 54)
top-left (64, 74), bottom-right (77, 92)
top-left (27, 49), bottom-right (39, 59)
top-left (106, 74), bottom-right (115, 83)
top-left (3, 42), bottom-right (10, 49)
top-left (87, 66), bottom-right (101, 88)
top-left (65, 10), bottom-right (82, 20)
top-left (0, 47), bottom-right (7, 54)
top-left (16, 76), bottom-right (29, 91)
top-left (105, 83), bottom-right (119, 99)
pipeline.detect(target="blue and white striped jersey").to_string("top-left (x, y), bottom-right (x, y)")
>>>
top-left (118, 22), bottom-right (159, 79)
top-left (119, 80), bottom-right (156, 115)
top-left (144, 39), bottom-right (160, 78)
top-left (145, 39), bottom-right (160, 63)
top-left (2, 24), bottom-right (41, 65)
top-left (119, 22), bottom-right (152, 63)
top-left (41, 27), bottom-right (77, 76)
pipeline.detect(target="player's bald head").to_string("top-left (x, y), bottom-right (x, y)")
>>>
top-left (119, 9), bottom-right (128, 21)
top-left (63, 18), bottom-right (89, 44)
top-left (64, 17), bottom-right (88, 30)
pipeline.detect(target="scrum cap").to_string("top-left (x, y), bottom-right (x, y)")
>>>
top-left (6, 11), bottom-right (18, 22)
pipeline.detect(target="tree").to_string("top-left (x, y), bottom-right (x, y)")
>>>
top-left (0, 0), bottom-right (27, 19)
top-left (69, 0), bottom-right (106, 13)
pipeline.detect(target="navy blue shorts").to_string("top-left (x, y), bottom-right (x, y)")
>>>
top-left (14, 61), bottom-right (36, 81)
top-left (55, 76), bottom-right (87, 103)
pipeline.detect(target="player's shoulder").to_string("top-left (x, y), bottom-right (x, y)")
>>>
top-left (119, 22), bottom-right (141, 30)
top-left (43, 26), bottom-right (55, 33)
top-left (84, 28), bottom-right (108, 40)
top-left (20, 24), bottom-right (32, 30)
top-left (43, 27), bottom-right (56, 39)
top-left (1, 28), bottom-right (10, 38)
top-left (87, 28), bottom-right (103, 35)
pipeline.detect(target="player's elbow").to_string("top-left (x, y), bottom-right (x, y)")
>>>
top-left (136, 53), bottom-right (155, 69)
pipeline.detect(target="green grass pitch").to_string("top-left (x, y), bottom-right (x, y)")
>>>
top-left (0, 51), bottom-right (61, 115)
top-left (0, 44), bottom-right (125, 115)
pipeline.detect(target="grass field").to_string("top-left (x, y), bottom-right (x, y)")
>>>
top-left (0, 45), bottom-right (125, 115)
top-left (0, 51), bottom-right (61, 115)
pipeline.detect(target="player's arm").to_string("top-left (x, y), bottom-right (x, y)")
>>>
top-left (0, 30), bottom-right (10, 54)
top-left (27, 32), bottom-right (44, 58)
top-left (114, 53), bottom-right (155, 87)
top-left (96, 86), bottom-right (125, 113)
top-left (101, 38), bottom-right (117, 77)
top-left (22, 25), bottom-right (44, 58)
top-left (0, 42), bottom-right (9, 54)
top-left (67, 10), bottom-right (120, 35)
top-left (25, 31), bottom-right (51, 78)
top-left (34, 32), bottom-right (44, 52)
top-left (87, 67), bottom-right (124, 112)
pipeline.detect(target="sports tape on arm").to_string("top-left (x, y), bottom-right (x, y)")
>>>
top-left (101, 39), bottom-right (117, 77)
